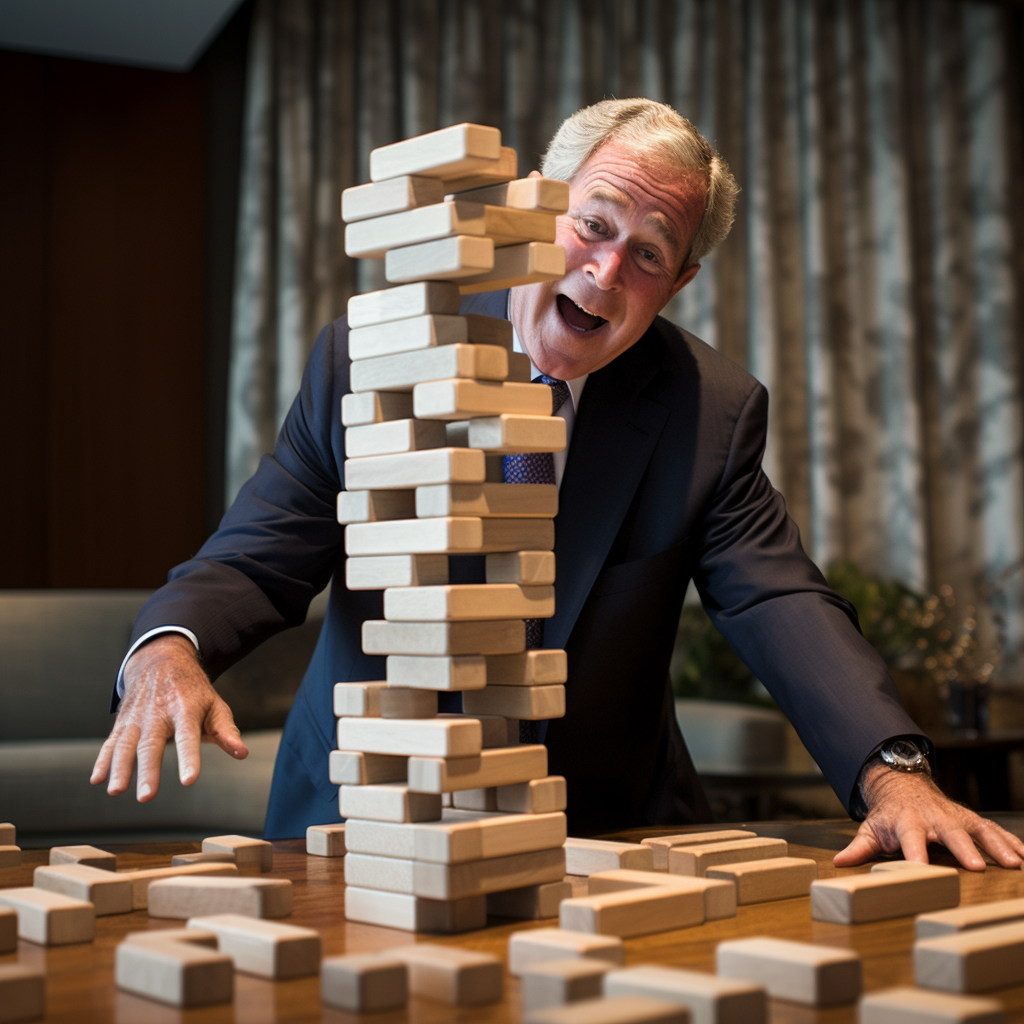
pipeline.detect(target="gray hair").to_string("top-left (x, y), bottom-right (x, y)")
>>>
top-left (541, 98), bottom-right (739, 269)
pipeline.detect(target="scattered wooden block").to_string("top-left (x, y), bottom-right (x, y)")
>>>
top-left (463, 683), bottom-right (565, 720)
top-left (564, 838), bottom-right (655, 876)
top-left (497, 775), bottom-right (568, 813)
top-left (458, 241), bottom-right (566, 294)
top-left (201, 835), bottom-right (272, 873)
top-left (344, 447), bottom-right (486, 490)
top-left (641, 830), bottom-right (758, 870)
top-left (369, 123), bottom-right (502, 183)
top-left (602, 965), bottom-right (767, 1024)
top-left (305, 824), bottom-right (346, 858)
top-left (363, 617), bottom-right (525, 655)
top-left (321, 952), bottom-right (408, 1012)
top-left (123, 926), bottom-right (219, 948)
top-left (187, 913), bottom-right (320, 979)
top-left (349, 313), bottom-right (469, 359)
top-left (122, 863), bottom-right (240, 910)
top-left (148, 877), bottom-right (293, 920)
top-left (914, 921), bottom-right (1024, 992)
top-left (343, 886), bottom-right (486, 932)
top-left (338, 488), bottom-right (417, 524)
top-left (524, 995), bottom-right (690, 1024)
top-left (385, 582), bottom-right (555, 621)
top-left (378, 686), bottom-right (438, 718)
top-left (414, 377), bottom-right (554, 420)
top-left (341, 389), bottom-right (415, 426)
top-left (522, 958), bottom-right (610, 1012)
top-left (350, 339), bottom-right (506, 391)
top-left (342, 174), bottom-right (446, 222)
top-left (442, 145), bottom-right (518, 191)
top-left (386, 654), bottom-right (487, 690)
top-left (469, 414), bottom-right (566, 453)
top-left (488, 880), bottom-right (572, 919)
top-left (488, 650), bottom-right (567, 686)
top-left (339, 783), bottom-right (443, 823)
top-left (716, 936), bottom-right (862, 1007)
top-left (449, 176), bottom-right (570, 213)
top-left (872, 861), bottom-right (960, 875)
top-left (347, 281), bottom-right (462, 329)
top-left (337, 715), bottom-right (481, 757)
top-left (0, 907), bottom-right (17, 953)
top-left (0, 847), bottom-right (21, 868)
top-left (668, 837), bottom-right (787, 877)
top-left (115, 935), bottom-right (233, 1008)
top-left (346, 552), bottom-right (448, 589)
top-left (33, 863), bottom-right (133, 915)
top-left (170, 852), bottom-right (237, 867)
top-left (333, 680), bottom-right (387, 717)
top-left (586, 870), bottom-right (737, 921)
top-left (917, 897), bottom-right (1024, 938)
top-left (407, 744), bottom-right (548, 792)
top-left (0, 823), bottom-right (14, 845)
top-left (0, 887), bottom-right (95, 946)
top-left (0, 963), bottom-right (45, 1023)
top-left (811, 867), bottom-right (959, 924)
top-left (48, 845), bottom-right (116, 871)
top-left (705, 857), bottom-right (817, 904)
top-left (329, 749), bottom-right (407, 785)
top-left (860, 986), bottom-right (1004, 1024)
top-left (508, 927), bottom-right (626, 976)
top-left (389, 943), bottom-right (503, 1006)
top-left (452, 787), bottom-right (499, 811)
top-left (560, 885), bottom-right (704, 937)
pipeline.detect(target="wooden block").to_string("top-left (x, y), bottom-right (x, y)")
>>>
top-left (0, 823), bottom-right (14, 845)
top-left (414, 377), bottom-right (554, 420)
top-left (0, 907), bottom-right (17, 954)
top-left (345, 418), bottom-right (446, 458)
top-left (363, 617), bottom-right (525, 655)
top-left (917, 897), bottom-right (1024, 938)
top-left (487, 550), bottom-right (557, 582)
top-left (525, 995), bottom-right (690, 1024)
top-left (872, 860), bottom-right (958, 875)
top-left (342, 173), bottom-right (445, 223)
top-left (202, 835), bottom-right (272, 872)
top-left (115, 936), bottom-right (233, 1007)
top-left (385, 235), bottom-right (495, 284)
top-left (522, 958), bottom-right (610, 1012)
top-left (339, 784), bottom-right (443, 823)
top-left (122, 863), bottom-right (240, 910)
top-left (343, 885), bottom-right (487, 932)
top-left (344, 845), bottom-right (565, 900)
top-left (148, 877), bottom-right (293, 920)
top-left (306, 824), bottom-right (346, 857)
top-left (341, 389), bottom-right (415, 425)
top-left (0, 887), bottom-right (95, 946)
top-left (33, 863), bottom-right (133, 915)
top-left (587, 870), bottom-right (737, 921)
top-left (122, 925), bottom-right (219, 948)
top-left (170, 852), bottom-right (237, 867)
top-left (379, 686), bottom-right (438, 718)
top-left (346, 552), bottom-right (448, 589)
top-left (705, 857), bottom-right (817, 904)
top-left (349, 517), bottom-right (554, 557)
top-left (716, 936), bottom-right (861, 1007)
top-left (419, 483), bottom-right (558, 519)
top-left (389, 942), bottom-right (503, 1006)
top-left (337, 715), bottom-right (481, 757)
top-left (488, 880), bottom-right (572, 920)
top-left (811, 868), bottom-right (959, 924)
top-left (386, 654), bottom-right (487, 690)
top-left (48, 845), bottom-right (116, 870)
top-left (603, 965), bottom-right (767, 1024)
top-left (488, 650), bottom-right (567, 685)
top-left (462, 684), bottom-right (565, 720)
top-left (508, 927), bottom-right (626, 976)
top-left (469, 414), bottom-right (566, 453)
top-left (187, 913), bottom-right (320, 979)
top-left (914, 921), bottom-right (1024, 992)
top-left (347, 201), bottom-right (488, 258)
top-left (497, 775), bottom-right (568, 813)
top-left (349, 313), bottom-right (470, 359)
top-left (349, 341), bottom-right (506, 392)
top-left (0, 846), bottom-right (21, 868)
top-left (333, 680), bottom-right (387, 717)
top-left (641, 831), bottom-right (758, 870)
top-left (458, 241), bottom-right (566, 294)
top-left (347, 281), bottom-right (461, 329)
top-left (560, 885), bottom-right (704, 937)
top-left (668, 838), bottom-right (788, 877)
top-left (329, 749), bottom-right (407, 785)
top-left (448, 176), bottom-right (570, 213)
top-left (452, 787), bottom-right (499, 811)
top-left (463, 313), bottom-right (514, 349)
top-left (441, 145), bottom-right (518, 191)
top-left (0, 963), bottom-right (45, 1023)
top-left (439, 713), bottom-right (509, 748)
top-left (860, 986), bottom-right (1004, 1024)
top-left (345, 447), bottom-right (486, 490)
top-left (384, 583), bottom-right (555, 621)
top-left (321, 952), bottom-right (408, 1012)
top-left (408, 744), bottom-right (548, 792)
top-left (369, 124), bottom-right (502, 183)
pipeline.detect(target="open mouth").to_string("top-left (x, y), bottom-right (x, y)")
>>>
top-left (556, 294), bottom-right (607, 332)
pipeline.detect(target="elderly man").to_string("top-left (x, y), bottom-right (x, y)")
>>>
top-left (93, 99), bottom-right (1024, 872)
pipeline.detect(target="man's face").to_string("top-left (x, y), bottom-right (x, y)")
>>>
top-left (510, 140), bottom-right (706, 380)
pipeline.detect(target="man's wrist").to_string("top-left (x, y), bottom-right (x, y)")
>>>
top-left (853, 738), bottom-right (934, 818)
top-left (116, 626), bottom-right (200, 699)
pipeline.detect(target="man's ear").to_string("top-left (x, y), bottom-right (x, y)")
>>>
top-left (669, 263), bottom-right (700, 299)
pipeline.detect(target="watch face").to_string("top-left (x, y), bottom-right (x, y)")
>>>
top-left (890, 740), bottom-right (923, 763)
top-left (882, 739), bottom-right (928, 772)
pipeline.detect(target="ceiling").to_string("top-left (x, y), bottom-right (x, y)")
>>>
top-left (0, 0), bottom-right (246, 71)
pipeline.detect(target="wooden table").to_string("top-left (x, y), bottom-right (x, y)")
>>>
top-left (5, 817), bottom-right (1024, 1022)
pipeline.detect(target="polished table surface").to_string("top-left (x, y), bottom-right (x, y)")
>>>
top-left (5, 817), bottom-right (1024, 1023)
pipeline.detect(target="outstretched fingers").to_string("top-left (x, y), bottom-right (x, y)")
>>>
top-left (205, 698), bottom-right (249, 761)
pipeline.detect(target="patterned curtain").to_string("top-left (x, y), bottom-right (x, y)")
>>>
top-left (226, 0), bottom-right (1024, 676)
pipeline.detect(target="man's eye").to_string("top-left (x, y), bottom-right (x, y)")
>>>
top-left (637, 248), bottom-right (661, 266)
top-left (578, 218), bottom-right (603, 235)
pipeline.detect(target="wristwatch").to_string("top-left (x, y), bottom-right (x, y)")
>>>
top-left (879, 738), bottom-right (931, 775)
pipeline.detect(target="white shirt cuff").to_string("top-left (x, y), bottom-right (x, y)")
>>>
top-left (116, 626), bottom-right (200, 698)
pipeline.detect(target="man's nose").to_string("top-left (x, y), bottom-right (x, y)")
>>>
top-left (584, 245), bottom-right (623, 291)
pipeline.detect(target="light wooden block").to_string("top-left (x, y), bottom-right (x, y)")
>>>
top-left (413, 377), bottom-right (554, 420)
top-left (408, 744), bottom-right (548, 792)
top-left (122, 926), bottom-right (219, 948)
top-left (385, 582), bottom-right (555, 621)
top-left (48, 845), bottom-right (116, 870)
top-left (386, 654), bottom-right (487, 690)
top-left (347, 281), bottom-right (462, 329)
top-left (468, 414), bottom-right (566, 454)
top-left (350, 516), bottom-right (554, 557)
top-left (388, 943), bottom-right (502, 1005)
top-left (341, 389), bottom-right (415, 425)
top-left (917, 897), bottom-right (1024, 938)
top-left (586, 870), bottom-right (737, 921)
top-left (364, 617), bottom-right (525, 655)
top-left (560, 885), bottom-right (704, 937)
top-left (333, 680), bottom-right (387, 717)
top-left (525, 995), bottom-right (690, 1024)
top-left (439, 713), bottom-right (509, 748)
top-left (33, 863), bottom-right (133, 915)
top-left (452, 787), bottom-right (499, 811)
top-left (170, 852), bottom-right (237, 867)
top-left (187, 914), bottom-right (320, 979)
top-left (0, 963), bottom-right (45, 1023)
top-left (497, 775), bottom-right (568, 813)
top-left (522, 958), bottom-right (610, 1012)
top-left (379, 686), bottom-right (438, 718)
top-left (0, 907), bottom-right (17, 953)
top-left (349, 340), bottom-right (507, 392)
top-left (872, 861), bottom-right (962, 875)
top-left (462, 684), bottom-right (565, 720)
top-left (148, 877), bottom-right (293, 920)
top-left (369, 123), bottom-right (502, 183)
top-left (458, 241), bottom-right (566, 294)
top-left (349, 313), bottom-right (470, 359)
top-left (488, 650), bottom-right (567, 685)
top-left (115, 936), bottom-right (233, 1008)
top-left (346, 552), bottom-right (448, 589)
top-left (305, 824), bottom-right (346, 857)
top-left (0, 887), bottom-right (95, 946)
top-left (488, 880), bottom-right (572, 919)
top-left (329, 749), bottom-right (407, 785)
top-left (716, 936), bottom-right (861, 1007)
top-left (419, 484), bottom-right (558, 519)
top-left (442, 145), bottom-right (518, 191)
top-left (343, 885), bottom-right (487, 932)
top-left (345, 418), bottom-right (446, 459)
top-left (337, 715), bottom-right (481, 757)
top-left (321, 952), bottom-right (408, 1012)
top-left (342, 174), bottom-right (446, 222)
top-left (202, 835), bottom-right (272, 872)
top-left (122, 863), bottom-right (240, 910)
top-left (346, 200), bottom-right (488, 258)
top-left (705, 857), bottom-right (817, 904)
top-left (811, 868), bottom-right (959, 924)
top-left (509, 928), bottom-right (626, 976)
top-left (345, 447), bottom-right (486, 490)
top-left (603, 965), bottom-right (767, 1024)
top-left (860, 986), bottom-right (1004, 1024)
top-left (385, 234), bottom-right (495, 284)
top-left (641, 831), bottom-right (758, 870)
top-left (914, 921), bottom-right (1024, 992)
top-left (668, 838), bottom-right (788, 877)
top-left (564, 839), bottom-right (652, 877)
top-left (487, 550), bottom-right (557, 583)
top-left (448, 176), bottom-right (570, 213)
top-left (0, 846), bottom-right (21, 868)
top-left (339, 784), bottom-right (443, 823)
top-left (0, 824), bottom-right (14, 845)
top-left (463, 312), bottom-right (514, 348)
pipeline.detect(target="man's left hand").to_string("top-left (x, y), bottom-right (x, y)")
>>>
top-left (834, 765), bottom-right (1024, 871)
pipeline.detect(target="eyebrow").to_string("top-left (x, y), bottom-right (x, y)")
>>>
top-left (584, 189), bottom-right (682, 258)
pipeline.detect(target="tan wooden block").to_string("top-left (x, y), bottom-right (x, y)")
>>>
top-left (351, 517), bottom-right (554, 557)
top-left (385, 234), bottom-right (495, 284)
top-left (349, 340), bottom-right (507, 392)
top-left (344, 845), bottom-right (565, 900)
top-left (187, 913), bottom-right (320, 979)
top-left (564, 840), bottom-right (653, 876)
top-left (170, 852), bottom-right (237, 867)
top-left (419, 483), bottom-right (558, 520)
top-left (497, 775), bottom-right (568, 813)
top-left (452, 787), bottom-right (499, 811)
top-left (668, 838), bottom-right (787, 877)
top-left (33, 863), bottom-right (133, 915)
top-left (329, 749), bottom-right (407, 785)
top-left (148, 877), bottom-right (293, 920)
top-left (0, 887), bottom-right (95, 946)
top-left (860, 986), bottom-right (1004, 1024)
top-left (439, 713), bottom-right (509, 748)
top-left (121, 926), bottom-right (220, 949)
top-left (914, 921), bottom-right (1024, 992)
top-left (336, 714), bottom-right (481, 757)
top-left (488, 880), bottom-right (572, 920)
top-left (333, 680), bottom-right (387, 717)
top-left (917, 897), bottom-right (1024, 938)
top-left (526, 995), bottom-right (691, 1024)
top-left (122, 863), bottom-right (240, 910)
top-left (641, 831), bottom-right (758, 870)
top-left (385, 583), bottom-right (555, 621)
top-left (341, 389), bottom-right (415, 425)
top-left (468, 414), bottom-right (566, 454)
top-left (522, 958), bottom-right (610, 1011)
top-left (348, 281), bottom-right (462, 328)
top-left (0, 907), bottom-right (17, 953)
top-left (872, 860), bottom-right (957, 874)
top-left (462, 684), bottom-right (565, 720)
top-left (560, 885), bottom-right (704, 938)
top-left (811, 868), bottom-right (959, 924)
top-left (385, 654), bottom-right (488, 690)
top-left (339, 784), bottom-right (442, 823)
top-left (0, 846), bottom-right (21, 868)
top-left (508, 927), bottom-right (625, 976)
top-left (481, 204), bottom-right (557, 245)
top-left (586, 870), bottom-right (737, 921)
top-left (388, 942), bottom-right (502, 1005)
top-left (408, 744), bottom-right (548, 792)
top-left (0, 963), bottom-right (45, 1023)
top-left (488, 650), bottom-right (567, 685)
top-left (379, 686), bottom-right (438, 718)
top-left (115, 936), bottom-right (233, 1007)
top-left (458, 241), bottom-right (565, 294)
top-left (449, 176), bottom-right (570, 213)
top-left (463, 312), bottom-right (514, 348)
top-left (716, 936), bottom-right (861, 1007)
top-left (369, 123), bottom-right (502, 183)
top-left (202, 835), bottom-right (273, 872)
top-left (363, 617), bottom-right (525, 655)
top-left (306, 824), bottom-right (346, 857)
top-left (349, 313), bottom-right (470, 359)
top-left (705, 857), bottom-right (817, 904)
top-left (346, 200), bottom-right (490, 258)
top-left (441, 145), bottom-right (518, 191)
top-left (602, 965), bottom-right (767, 1024)
top-left (486, 549), bottom-right (557, 582)
top-left (342, 174), bottom-right (446, 223)
top-left (346, 552), bottom-right (448, 589)
top-left (345, 447), bottom-right (486, 490)
top-left (343, 885), bottom-right (487, 932)
top-left (48, 845), bottom-right (116, 871)
top-left (321, 952), bottom-right (408, 1012)
top-left (413, 377), bottom-right (554, 420)
top-left (345, 418), bottom-right (447, 459)
top-left (0, 824), bottom-right (14, 845)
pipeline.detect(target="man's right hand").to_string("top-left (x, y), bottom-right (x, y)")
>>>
top-left (90, 634), bottom-right (249, 802)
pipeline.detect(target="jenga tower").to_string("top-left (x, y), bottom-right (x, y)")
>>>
top-left (332, 124), bottom-right (572, 932)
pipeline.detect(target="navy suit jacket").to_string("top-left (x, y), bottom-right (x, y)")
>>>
top-left (127, 288), bottom-right (922, 837)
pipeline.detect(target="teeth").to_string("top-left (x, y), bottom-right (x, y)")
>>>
top-left (572, 298), bottom-right (603, 319)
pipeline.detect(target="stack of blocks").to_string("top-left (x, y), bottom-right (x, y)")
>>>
top-left (333, 122), bottom-right (572, 932)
